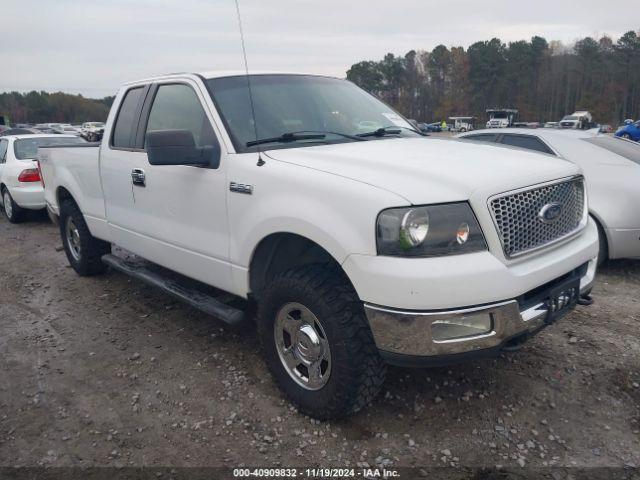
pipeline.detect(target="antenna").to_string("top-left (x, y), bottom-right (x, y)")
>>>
top-left (234, 0), bottom-right (265, 166)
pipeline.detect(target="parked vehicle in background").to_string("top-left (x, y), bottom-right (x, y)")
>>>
top-left (458, 128), bottom-right (640, 263)
top-left (0, 125), bottom-right (11, 134)
top-left (0, 128), bottom-right (41, 136)
top-left (448, 116), bottom-right (474, 132)
top-left (599, 124), bottom-right (613, 134)
top-left (559, 111), bottom-right (592, 129)
top-left (615, 120), bottom-right (640, 142)
top-left (81, 122), bottom-right (105, 142)
top-left (416, 122), bottom-right (441, 133)
top-left (0, 134), bottom-right (84, 222)
top-left (52, 125), bottom-right (81, 135)
top-left (486, 108), bottom-right (518, 128)
top-left (33, 124), bottom-right (57, 134)
top-left (544, 122), bottom-right (559, 128)
top-left (39, 71), bottom-right (598, 419)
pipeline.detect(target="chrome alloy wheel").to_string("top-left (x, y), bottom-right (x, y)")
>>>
top-left (3, 191), bottom-right (13, 219)
top-left (274, 302), bottom-right (332, 390)
top-left (65, 215), bottom-right (82, 262)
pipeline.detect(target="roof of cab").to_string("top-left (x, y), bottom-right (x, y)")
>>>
top-left (123, 71), bottom-right (339, 86)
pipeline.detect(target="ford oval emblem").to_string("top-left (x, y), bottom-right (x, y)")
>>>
top-left (538, 202), bottom-right (563, 224)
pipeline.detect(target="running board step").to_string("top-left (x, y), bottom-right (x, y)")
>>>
top-left (102, 253), bottom-right (246, 325)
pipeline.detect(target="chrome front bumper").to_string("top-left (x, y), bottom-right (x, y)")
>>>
top-left (364, 258), bottom-right (596, 361)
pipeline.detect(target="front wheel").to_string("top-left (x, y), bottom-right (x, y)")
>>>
top-left (59, 199), bottom-right (111, 276)
top-left (621, 133), bottom-right (632, 140)
top-left (2, 188), bottom-right (26, 223)
top-left (257, 265), bottom-right (386, 419)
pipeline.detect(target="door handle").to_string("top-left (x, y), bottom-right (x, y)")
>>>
top-left (131, 168), bottom-right (146, 187)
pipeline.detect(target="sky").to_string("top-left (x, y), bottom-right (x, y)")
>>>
top-left (1, 0), bottom-right (636, 98)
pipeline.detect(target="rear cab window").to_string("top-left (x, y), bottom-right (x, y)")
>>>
top-left (111, 87), bottom-right (145, 149)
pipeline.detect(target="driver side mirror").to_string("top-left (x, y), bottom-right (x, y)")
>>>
top-left (146, 129), bottom-right (220, 168)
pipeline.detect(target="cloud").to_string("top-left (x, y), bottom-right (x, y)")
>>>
top-left (1, 0), bottom-right (633, 97)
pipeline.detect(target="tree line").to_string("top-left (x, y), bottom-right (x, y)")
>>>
top-left (0, 91), bottom-right (114, 124)
top-left (346, 30), bottom-right (640, 126)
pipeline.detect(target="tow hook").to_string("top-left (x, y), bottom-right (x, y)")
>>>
top-left (577, 294), bottom-right (594, 306)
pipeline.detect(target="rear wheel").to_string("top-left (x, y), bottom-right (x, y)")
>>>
top-left (59, 199), bottom-right (111, 276)
top-left (622, 133), bottom-right (632, 140)
top-left (257, 264), bottom-right (386, 419)
top-left (2, 188), bottom-right (26, 224)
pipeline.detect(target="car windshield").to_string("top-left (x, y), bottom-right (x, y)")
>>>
top-left (564, 116), bottom-right (578, 120)
top-left (14, 136), bottom-right (85, 159)
top-left (583, 136), bottom-right (640, 165)
top-left (206, 74), bottom-right (420, 152)
top-left (491, 112), bottom-right (508, 119)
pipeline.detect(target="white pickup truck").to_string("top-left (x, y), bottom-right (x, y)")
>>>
top-left (39, 72), bottom-right (599, 419)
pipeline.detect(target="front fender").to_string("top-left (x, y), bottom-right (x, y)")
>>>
top-left (227, 154), bottom-right (407, 294)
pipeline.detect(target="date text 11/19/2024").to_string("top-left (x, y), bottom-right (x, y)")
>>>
top-left (232, 467), bottom-right (401, 478)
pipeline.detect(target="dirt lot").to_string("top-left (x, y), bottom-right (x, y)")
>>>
top-left (1, 212), bottom-right (639, 477)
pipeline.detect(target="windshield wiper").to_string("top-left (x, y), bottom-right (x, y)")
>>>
top-left (356, 125), bottom-right (424, 138)
top-left (246, 132), bottom-right (326, 147)
top-left (293, 130), bottom-right (366, 141)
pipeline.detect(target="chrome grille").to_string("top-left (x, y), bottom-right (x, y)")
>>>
top-left (490, 177), bottom-right (585, 258)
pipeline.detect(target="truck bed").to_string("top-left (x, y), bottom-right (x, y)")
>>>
top-left (38, 142), bottom-right (108, 240)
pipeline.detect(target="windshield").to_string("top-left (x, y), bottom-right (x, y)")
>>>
top-left (563, 116), bottom-right (578, 121)
top-left (490, 112), bottom-right (508, 119)
top-left (583, 136), bottom-right (640, 165)
top-left (206, 74), bottom-right (420, 152)
top-left (14, 136), bottom-right (85, 159)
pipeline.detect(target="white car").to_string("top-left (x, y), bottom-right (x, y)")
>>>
top-left (39, 72), bottom-right (598, 418)
top-left (81, 122), bottom-right (106, 141)
top-left (0, 134), bottom-right (84, 222)
top-left (457, 128), bottom-right (640, 262)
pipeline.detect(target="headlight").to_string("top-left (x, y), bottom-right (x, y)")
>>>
top-left (376, 202), bottom-right (487, 257)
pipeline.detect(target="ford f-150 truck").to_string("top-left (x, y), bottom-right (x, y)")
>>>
top-left (38, 72), bottom-right (599, 419)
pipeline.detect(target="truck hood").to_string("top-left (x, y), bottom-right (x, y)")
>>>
top-left (264, 137), bottom-right (580, 204)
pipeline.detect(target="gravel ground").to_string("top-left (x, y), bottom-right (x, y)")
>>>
top-left (0, 212), bottom-right (639, 477)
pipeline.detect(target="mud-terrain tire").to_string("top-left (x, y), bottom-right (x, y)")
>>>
top-left (59, 199), bottom-right (111, 276)
top-left (2, 187), bottom-right (26, 223)
top-left (257, 264), bottom-right (386, 419)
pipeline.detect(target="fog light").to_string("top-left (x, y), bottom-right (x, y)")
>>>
top-left (431, 313), bottom-right (493, 342)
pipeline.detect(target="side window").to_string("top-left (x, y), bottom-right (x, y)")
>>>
top-left (144, 84), bottom-right (216, 148)
top-left (112, 87), bottom-right (145, 148)
top-left (462, 134), bottom-right (498, 143)
top-left (500, 134), bottom-right (555, 155)
top-left (0, 140), bottom-right (8, 163)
